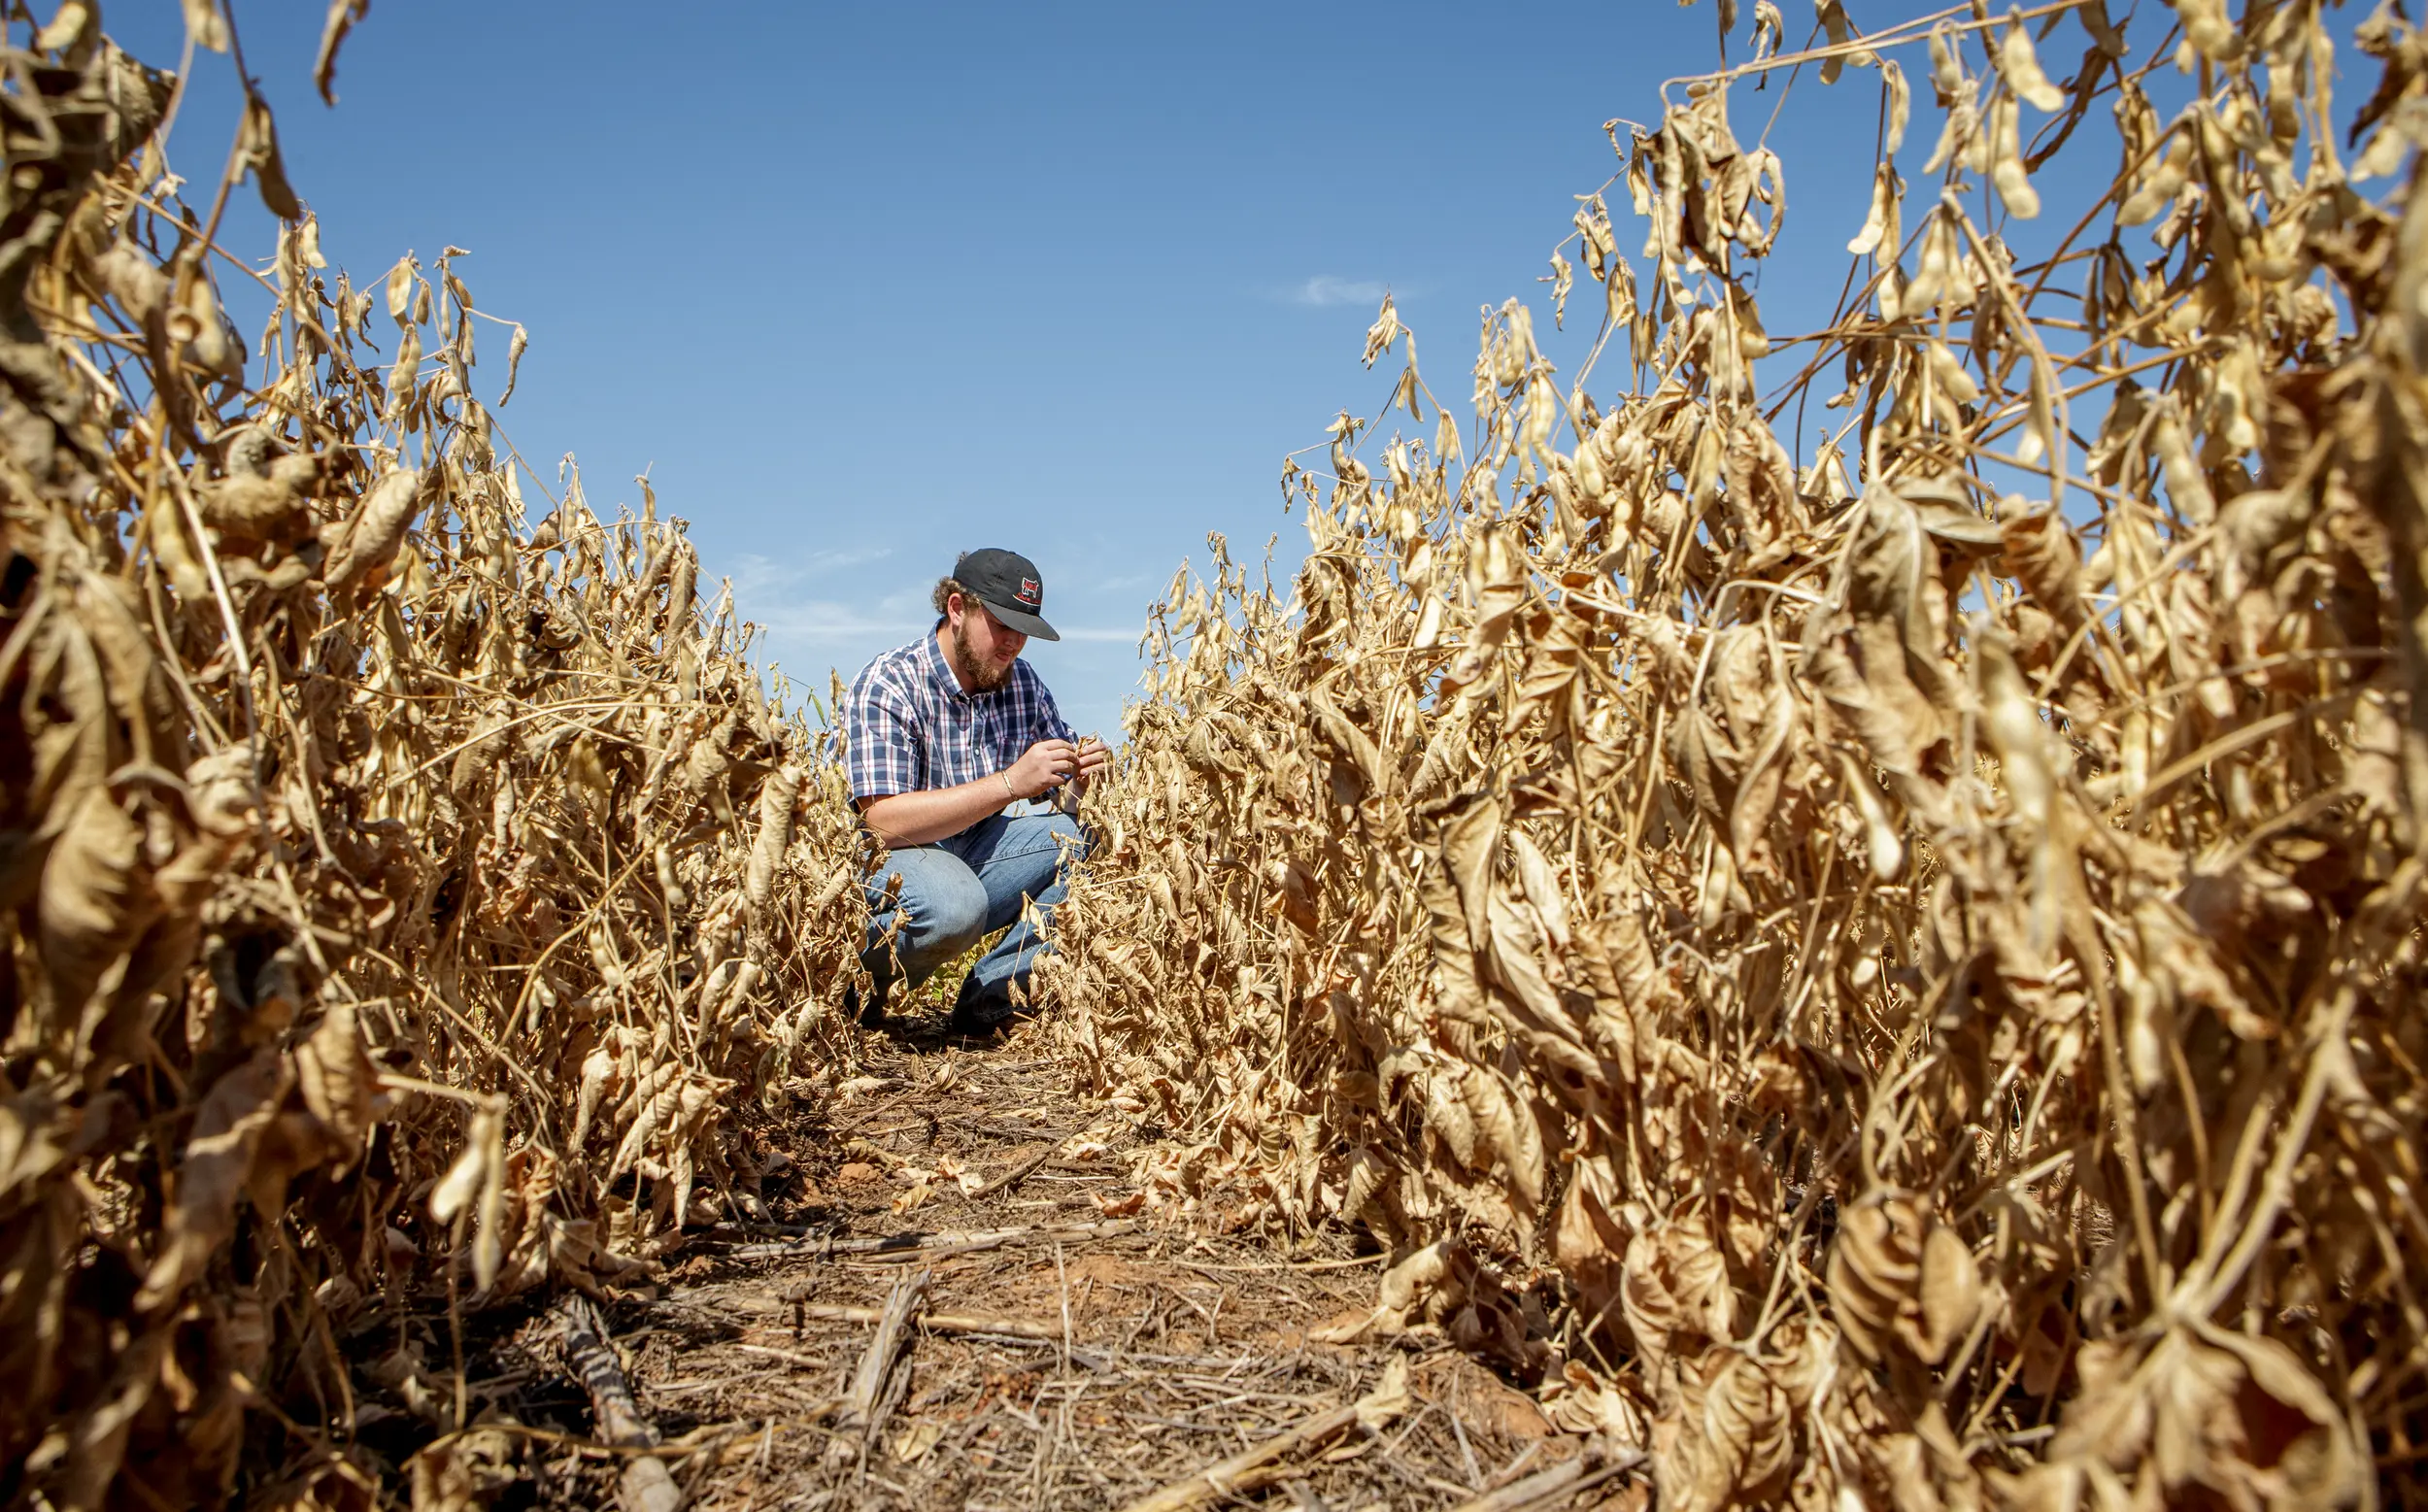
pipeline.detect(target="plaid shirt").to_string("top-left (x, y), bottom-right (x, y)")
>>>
top-left (845, 625), bottom-right (1076, 815)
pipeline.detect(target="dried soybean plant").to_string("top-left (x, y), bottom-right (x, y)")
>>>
top-left (1, 9), bottom-right (863, 1508)
top-left (1040, 0), bottom-right (2428, 1504)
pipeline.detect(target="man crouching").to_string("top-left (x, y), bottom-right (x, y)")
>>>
top-left (843, 548), bottom-right (1107, 1035)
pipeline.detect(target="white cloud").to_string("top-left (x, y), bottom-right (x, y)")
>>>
top-left (1291, 275), bottom-right (1389, 308)
top-left (747, 598), bottom-right (924, 644)
top-left (725, 545), bottom-right (894, 596)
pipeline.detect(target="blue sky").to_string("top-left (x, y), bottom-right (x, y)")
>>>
top-left (111, 1), bottom-right (2198, 738)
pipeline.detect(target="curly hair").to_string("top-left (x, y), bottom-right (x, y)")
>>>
top-left (931, 577), bottom-right (972, 617)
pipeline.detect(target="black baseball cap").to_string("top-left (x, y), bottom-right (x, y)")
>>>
top-left (954, 548), bottom-right (1059, 641)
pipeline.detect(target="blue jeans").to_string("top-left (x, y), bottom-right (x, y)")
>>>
top-left (861, 800), bottom-right (1087, 1023)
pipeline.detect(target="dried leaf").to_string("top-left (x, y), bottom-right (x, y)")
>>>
top-left (137, 1051), bottom-right (289, 1311)
top-left (315, 0), bottom-right (372, 104)
top-left (180, 0), bottom-right (227, 52)
top-left (242, 96), bottom-right (302, 221)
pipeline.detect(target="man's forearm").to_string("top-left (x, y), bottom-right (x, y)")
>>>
top-left (860, 776), bottom-right (1017, 848)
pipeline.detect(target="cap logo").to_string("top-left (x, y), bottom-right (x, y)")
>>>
top-left (1018, 578), bottom-right (1039, 605)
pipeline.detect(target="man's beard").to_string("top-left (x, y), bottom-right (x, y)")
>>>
top-left (949, 620), bottom-right (1014, 692)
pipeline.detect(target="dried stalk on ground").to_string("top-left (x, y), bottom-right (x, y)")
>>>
top-left (560, 1294), bottom-right (682, 1512)
top-left (1040, 1), bottom-right (2428, 1505)
top-left (1119, 1357), bottom-right (1409, 1512)
top-left (831, 1269), bottom-right (931, 1463)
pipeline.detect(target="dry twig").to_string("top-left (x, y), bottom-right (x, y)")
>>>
top-left (1117, 1361), bottom-right (1410, 1512)
top-left (559, 1295), bottom-right (683, 1512)
top-left (830, 1269), bottom-right (932, 1463)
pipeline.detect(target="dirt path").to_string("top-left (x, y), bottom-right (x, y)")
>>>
top-left (480, 1017), bottom-right (1631, 1511)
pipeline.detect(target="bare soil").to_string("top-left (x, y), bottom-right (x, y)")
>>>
top-left (446, 1012), bottom-right (1640, 1511)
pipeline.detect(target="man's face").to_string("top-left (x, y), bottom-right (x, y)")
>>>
top-left (947, 593), bottom-right (1026, 691)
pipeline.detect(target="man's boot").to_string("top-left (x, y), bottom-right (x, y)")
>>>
top-left (948, 978), bottom-right (1016, 1038)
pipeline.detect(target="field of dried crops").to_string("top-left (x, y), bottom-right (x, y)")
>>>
top-left (1039, 1), bottom-right (2428, 1507)
top-left (7, 0), bottom-right (2428, 1508)
top-left (0, 9), bottom-right (877, 1506)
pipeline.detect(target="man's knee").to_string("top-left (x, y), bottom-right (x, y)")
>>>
top-left (869, 854), bottom-right (990, 954)
top-left (921, 867), bottom-right (991, 947)
top-left (995, 812), bottom-right (1089, 904)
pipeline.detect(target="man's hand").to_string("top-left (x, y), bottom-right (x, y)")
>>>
top-left (861, 736), bottom-right (1112, 847)
top-left (1005, 739), bottom-right (1081, 799)
top-left (1069, 736), bottom-right (1110, 795)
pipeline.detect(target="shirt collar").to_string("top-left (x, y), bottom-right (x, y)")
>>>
top-left (919, 623), bottom-right (974, 703)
